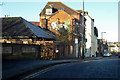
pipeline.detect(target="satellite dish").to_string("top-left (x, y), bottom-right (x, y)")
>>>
top-left (51, 22), bottom-right (57, 29)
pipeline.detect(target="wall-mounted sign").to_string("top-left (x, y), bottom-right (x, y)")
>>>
top-left (75, 38), bottom-right (78, 44)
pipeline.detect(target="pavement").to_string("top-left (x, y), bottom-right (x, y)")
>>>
top-left (2, 56), bottom-right (103, 80)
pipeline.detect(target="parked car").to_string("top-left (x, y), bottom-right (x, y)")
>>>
top-left (103, 51), bottom-right (112, 57)
top-left (115, 53), bottom-right (120, 56)
top-left (115, 53), bottom-right (120, 58)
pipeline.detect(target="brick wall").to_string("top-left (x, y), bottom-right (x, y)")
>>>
top-left (30, 22), bottom-right (40, 26)
top-left (2, 43), bottom-right (41, 60)
top-left (53, 41), bottom-right (75, 59)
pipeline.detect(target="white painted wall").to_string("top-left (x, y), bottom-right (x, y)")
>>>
top-left (93, 35), bottom-right (97, 57)
top-left (92, 26), bottom-right (98, 57)
top-left (91, 19), bottom-right (94, 57)
top-left (85, 15), bottom-right (92, 57)
top-left (85, 14), bottom-right (98, 57)
top-left (75, 38), bottom-right (78, 58)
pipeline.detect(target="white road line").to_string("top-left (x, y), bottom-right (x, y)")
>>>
top-left (21, 67), bottom-right (53, 80)
top-left (82, 61), bottom-right (90, 62)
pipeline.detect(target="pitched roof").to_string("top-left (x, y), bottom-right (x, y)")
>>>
top-left (2, 17), bottom-right (55, 39)
top-left (40, 2), bottom-right (79, 16)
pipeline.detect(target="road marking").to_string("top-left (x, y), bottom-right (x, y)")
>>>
top-left (82, 60), bottom-right (90, 62)
top-left (82, 60), bottom-right (102, 63)
top-left (21, 67), bottom-right (53, 80)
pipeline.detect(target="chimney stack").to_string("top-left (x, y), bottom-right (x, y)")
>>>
top-left (5, 15), bottom-right (8, 18)
top-left (5, 15), bottom-right (6, 18)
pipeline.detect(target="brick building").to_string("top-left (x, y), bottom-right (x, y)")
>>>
top-left (39, 2), bottom-right (86, 58)
top-left (97, 39), bottom-right (108, 56)
top-left (30, 21), bottom-right (40, 26)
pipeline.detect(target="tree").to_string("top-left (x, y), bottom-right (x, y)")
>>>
top-left (55, 27), bottom-right (70, 43)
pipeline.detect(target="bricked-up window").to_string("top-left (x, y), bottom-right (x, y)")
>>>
top-left (46, 9), bottom-right (52, 15)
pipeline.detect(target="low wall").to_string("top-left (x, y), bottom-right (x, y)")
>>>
top-left (2, 43), bottom-right (41, 60)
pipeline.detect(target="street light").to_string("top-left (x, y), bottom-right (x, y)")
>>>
top-left (101, 32), bottom-right (106, 39)
top-left (81, 0), bottom-right (85, 59)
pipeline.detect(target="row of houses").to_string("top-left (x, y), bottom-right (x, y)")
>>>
top-left (108, 42), bottom-right (120, 53)
top-left (1, 2), bottom-right (108, 60)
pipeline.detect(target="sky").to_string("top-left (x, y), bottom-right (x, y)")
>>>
top-left (1, 0), bottom-right (119, 42)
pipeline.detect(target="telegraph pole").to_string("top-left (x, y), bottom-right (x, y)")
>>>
top-left (82, 0), bottom-right (85, 59)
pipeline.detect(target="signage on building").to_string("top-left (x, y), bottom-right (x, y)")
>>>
top-left (75, 38), bottom-right (78, 44)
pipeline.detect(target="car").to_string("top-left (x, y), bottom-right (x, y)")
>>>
top-left (103, 51), bottom-right (112, 57)
top-left (115, 53), bottom-right (120, 56)
top-left (115, 53), bottom-right (120, 58)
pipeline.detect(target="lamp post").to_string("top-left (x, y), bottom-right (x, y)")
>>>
top-left (82, 0), bottom-right (85, 59)
top-left (101, 32), bottom-right (106, 40)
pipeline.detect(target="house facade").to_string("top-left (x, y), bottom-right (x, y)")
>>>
top-left (108, 42), bottom-right (120, 52)
top-left (85, 12), bottom-right (98, 57)
top-left (39, 2), bottom-right (86, 58)
top-left (97, 39), bottom-right (108, 56)
top-left (85, 12), bottom-right (92, 57)
top-left (92, 27), bottom-right (98, 57)
top-left (97, 39), bottom-right (102, 56)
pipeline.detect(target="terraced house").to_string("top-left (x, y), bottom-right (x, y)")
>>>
top-left (39, 2), bottom-right (86, 58)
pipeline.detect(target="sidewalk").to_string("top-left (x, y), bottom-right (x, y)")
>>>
top-left (2, 56), bottom-right (103, 80)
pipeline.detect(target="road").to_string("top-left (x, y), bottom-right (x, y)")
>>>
top-left (21, 55), bottom-right (120, 80)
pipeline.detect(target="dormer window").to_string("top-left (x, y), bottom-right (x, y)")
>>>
top-left (46, 9), bottom-right (52, 15)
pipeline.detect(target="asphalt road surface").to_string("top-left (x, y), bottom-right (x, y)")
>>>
top-left (21, 55), bottom-right (120, 80)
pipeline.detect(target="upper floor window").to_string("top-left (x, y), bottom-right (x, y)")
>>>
top-left (46, 9), bottom-right (52, 15)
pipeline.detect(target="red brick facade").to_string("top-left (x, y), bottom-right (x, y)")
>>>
top-left (39, 2), bottom-right (86, 58)
top-left (30, 22), bottom-right (40, 26)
